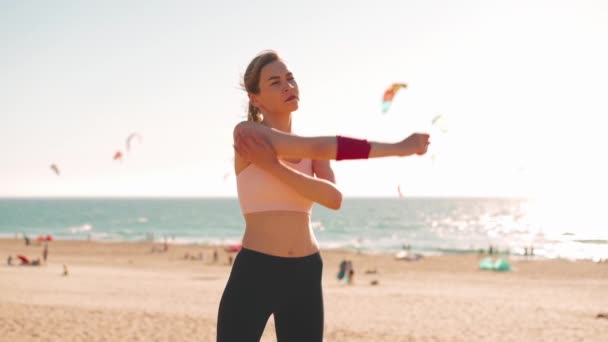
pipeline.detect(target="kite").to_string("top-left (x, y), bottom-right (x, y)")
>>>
top-left (382, 83), bottom-right (407, 113)
top-left (429, 114), bottom-right (448, 163)
top-left (113, 151), bottom-right (123, 161)
top-left (126, 132), bottom-right (142, 152)
top-left (50, 164), bottom-right (60, 176)
top-left (431, 114), bottom-right (448, 133)
top-left (397, 185), bottom-right (404, 198)
top-left (223, 172), bottom-right (231, 181)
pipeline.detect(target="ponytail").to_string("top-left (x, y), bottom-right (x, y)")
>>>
top-left (247, 102), bottom-right (263, 122)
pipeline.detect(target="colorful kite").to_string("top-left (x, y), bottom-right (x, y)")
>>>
top-left (113, 151), bottom-right (123, 161)
top-left (382, 83), bottom-right (407, 113)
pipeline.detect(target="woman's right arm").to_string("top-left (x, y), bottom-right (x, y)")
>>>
top-left (233, 121), bottom-right (430, 160)
top-left (234, 121), bottom-right (335, 160)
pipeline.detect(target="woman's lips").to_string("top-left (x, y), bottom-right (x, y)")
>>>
top-left (285, 95), bottom-right (297, 102)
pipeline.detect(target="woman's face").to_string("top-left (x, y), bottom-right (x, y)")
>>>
top-left (253, 60), bottom-right (299, 114)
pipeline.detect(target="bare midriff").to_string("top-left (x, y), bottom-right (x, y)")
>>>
top-left (242, 211), bottom-right (319, 257)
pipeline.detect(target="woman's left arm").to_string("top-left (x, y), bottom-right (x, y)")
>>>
top-left (265, 162), bottom-right (342, 210)
top-left (235, 131), bottom-right (342, 210)
top-left (312, 159), bottom-right (336, 184)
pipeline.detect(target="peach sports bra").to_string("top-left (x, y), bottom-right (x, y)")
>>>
top-left (236, 158), bottom-right (314, 215)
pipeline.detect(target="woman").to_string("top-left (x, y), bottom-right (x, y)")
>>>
top-left (217, 50), bottom-right (430, 341)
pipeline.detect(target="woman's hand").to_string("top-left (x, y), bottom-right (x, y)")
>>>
top-left (397, 133), bottom-right (430, 156)
top-left (234, 130), bottom-right (279, 171)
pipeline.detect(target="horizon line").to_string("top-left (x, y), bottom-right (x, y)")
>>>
top-left (0, 195), bottom-right (531, 200)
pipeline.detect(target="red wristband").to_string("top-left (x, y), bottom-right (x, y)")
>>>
top-left (336, 135), bottom-right (371, 161)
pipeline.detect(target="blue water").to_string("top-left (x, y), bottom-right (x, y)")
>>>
top-left (1, 197), bottom-right (606, 261)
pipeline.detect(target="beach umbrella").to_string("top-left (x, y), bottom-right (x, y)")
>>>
top-left (45, 234), bottom-right (53, 241)
top-left (16, 255), bottom-right (30, 264)
top-left (225, 244), bottom-right (242, 253)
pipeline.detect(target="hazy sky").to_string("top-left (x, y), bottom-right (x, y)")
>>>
top-left (1, 0), bottom-right (607, 198)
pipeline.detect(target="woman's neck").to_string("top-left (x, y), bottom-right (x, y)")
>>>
top-left (261, 113), bottom-right (292, 133)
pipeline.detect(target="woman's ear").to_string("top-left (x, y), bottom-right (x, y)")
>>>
top-left (248, 93), bottom-right (259, 109)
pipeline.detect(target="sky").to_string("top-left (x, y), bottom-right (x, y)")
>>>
top-left (1, 0), bottom-right (607, 198)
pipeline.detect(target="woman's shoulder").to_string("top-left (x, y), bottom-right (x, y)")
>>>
top-left (233, 121), bottom-right (251, 136)
top-left (234, 120), bottom-right (286, 138)
top-left (233, 120), bottom-right (266, 134)
top-left (234, 120), bottom-right (253, 129)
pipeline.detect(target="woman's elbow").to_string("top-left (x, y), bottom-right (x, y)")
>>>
top-left (326, 190), bottom-right (343, 210)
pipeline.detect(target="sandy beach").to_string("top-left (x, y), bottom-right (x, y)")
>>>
top-left (1, 238), bottom-right (607, 341)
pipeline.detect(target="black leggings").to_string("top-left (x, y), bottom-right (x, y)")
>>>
top-left (217, 248), bottom-right (324, 342)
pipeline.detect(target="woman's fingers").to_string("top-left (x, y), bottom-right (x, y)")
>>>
top-left (238, 131), bottom-right (258, 148)
top-left (234, 134), bottom-right (253, 159)
top-left (249, 133), bottom-right (276, 154)
top-left (233, 143), bottom-right (245, 158)
top-left (235, 131), bottom-right (267, 161)
top-left (248, 132), bottom-right (263, 147)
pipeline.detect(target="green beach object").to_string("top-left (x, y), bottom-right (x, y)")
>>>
top-left (479, 257), bottom-right (494, 270)
top-left (479, 257), bottom-right (511, 272)
top-left (493, 258), bottom-right (511, 272)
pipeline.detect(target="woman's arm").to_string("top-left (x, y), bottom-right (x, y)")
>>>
top-left (234, 130), bottom-right (342, 210)
top-left (312, 159), bottom-right (336, 184)
top-left (265, 162), bottom-right (342, 210)
top-left (233, 121), bottom-right (430, 160)
top-left (234, 121), bottom-right (334, 159)
top-left (312, 159), bottom-right (342, 209)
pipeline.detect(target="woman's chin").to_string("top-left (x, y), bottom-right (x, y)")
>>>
top-left (286, 102), bottom-right (299, 111)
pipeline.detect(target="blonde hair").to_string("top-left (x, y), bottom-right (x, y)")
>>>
top-left (242, 50), bottom-right (280, 122)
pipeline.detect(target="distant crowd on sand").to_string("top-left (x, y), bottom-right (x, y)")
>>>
top-left (6, 234), bottom-right (51, 267)
top-left (149, 236), bottom-right (241, 266)
top-left (337, 259), bottom-right (355, 285)
top-left (479, 244), bottom-right (536, 259)
top-left (336, 258), bottom-right (380, 286)
top-left (182, 248), bottom-right (230, 264)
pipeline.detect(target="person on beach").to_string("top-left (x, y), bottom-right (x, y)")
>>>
top-left (346, 260), bottom-right (354, 285)
top-left (43, 243), bottom-right (48, 263)
top-left (216, 50), bottom-right (430, 341)
top-left (337, 259), bottom-right (347, 281)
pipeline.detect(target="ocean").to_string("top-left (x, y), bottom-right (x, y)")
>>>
top-left (1, 197), bottom-right (606, 261)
